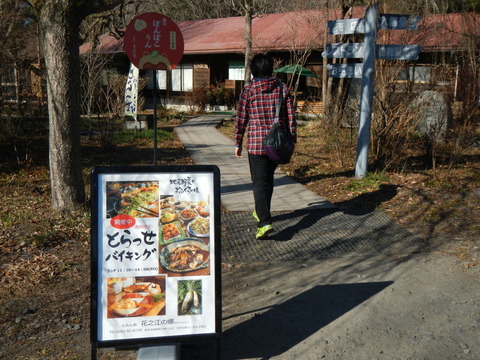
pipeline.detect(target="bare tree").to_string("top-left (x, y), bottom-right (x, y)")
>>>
top-left (225, 0), bottom-right (290, 83)
top-left (0, 1), bottom-right (40, 115)
top-left (281, 9), bottom-right (325, 102)
top-left (80, 37), bottom-right (113, 132)
top-left (322, 0), bottom-right (359, 122)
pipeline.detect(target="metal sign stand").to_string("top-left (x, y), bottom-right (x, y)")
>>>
top-left (153, 70), bottom-right (158, 166)
top-left (137, 344), bottom-right (179, 360)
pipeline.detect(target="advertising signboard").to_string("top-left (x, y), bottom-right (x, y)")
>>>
top-left (90, 166), bottom-right (221, 350)
top-left (124, 12), bottom-right (184, 71)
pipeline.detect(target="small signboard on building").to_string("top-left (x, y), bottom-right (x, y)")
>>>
top-left (193, 64), bottom-right (210, 88)
top-left (90, 165), bottom-right (221, 351)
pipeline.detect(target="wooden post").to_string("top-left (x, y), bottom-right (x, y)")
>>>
top-left (355, 4), bottom-right (378, 178)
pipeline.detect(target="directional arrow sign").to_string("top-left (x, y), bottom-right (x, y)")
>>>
top-left (322, 43), bottom-right (422, 60)
top-left (377, 44), bottom-right (422, 60)
top-left (378, 14), bottom-right (421, 31)
top-left (327, 14), bottom-right (421, 35)
top-left (322, 43), bottom-right (365, 59)
top-left (326, 63), bottom-right (363, 78)
top-left (327, 18), bottom-right (365, 35)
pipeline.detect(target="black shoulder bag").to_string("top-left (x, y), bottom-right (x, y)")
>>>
top-left (262, 85), bottom-right (295, 164)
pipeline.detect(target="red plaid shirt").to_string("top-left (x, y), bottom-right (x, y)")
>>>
top-left (234, 77), bottom-right (297, 155)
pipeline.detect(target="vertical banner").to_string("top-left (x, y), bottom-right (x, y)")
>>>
top-left (91, 166), bottom-right (221, 349)
top-left (125, 64), bottom-right (139, 121)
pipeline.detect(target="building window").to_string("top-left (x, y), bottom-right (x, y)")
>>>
top-left (146, 65), bottom-right (193, 92)
top-left (172, 65), bottom-right (193, 92)
top-left (228, 61), bottom-right (245, 81)
top-left (396, 66), bottom-right (431, 83)
top-left (145, 70), bottom-right (167, 90)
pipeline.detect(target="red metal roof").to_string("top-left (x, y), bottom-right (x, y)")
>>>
top-left (179, 9), bottom-right (366, 53)
top-left (376, 12), bottom-right (479, 51)
top-left (80, 9), bottom-right (479, 56)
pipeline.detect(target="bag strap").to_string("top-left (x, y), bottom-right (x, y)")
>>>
top-left (274, 83), bottom-right (283, 124)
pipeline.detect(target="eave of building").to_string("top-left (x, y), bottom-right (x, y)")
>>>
top-left (79, 9), bottom-right (479, 57)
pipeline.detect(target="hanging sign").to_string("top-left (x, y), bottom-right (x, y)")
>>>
top-left (124, 12), bottom-right (184, 70)
top-left (91, 166), bottom-right (221, 349)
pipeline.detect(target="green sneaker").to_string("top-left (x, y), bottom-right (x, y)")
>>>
top-left (252, 210), bottom-right (260, 222)
top-left (256, 224), bottom-right (273, 239)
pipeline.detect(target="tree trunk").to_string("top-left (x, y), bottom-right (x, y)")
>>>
top-left (322, 1), bottom-right (329, 109)
top-left (243, 0), bottom-right (252, 84)
top-left (39, 4), bottom-right (85, 210)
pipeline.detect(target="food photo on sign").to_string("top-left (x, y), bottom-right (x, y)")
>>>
top-left (158, 196), bottom-right (211, 277)
top-left (107, 276), bottom-right (166, 318)
top-left (106, 181), bottom-right (159, 219)
top-left (178, 280), bottom-right (203, 316)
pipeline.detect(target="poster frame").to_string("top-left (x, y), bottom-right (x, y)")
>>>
top-left (90, 165), bottom-right (221, 350)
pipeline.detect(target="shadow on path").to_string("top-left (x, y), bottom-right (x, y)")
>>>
top-left (221, 281), bottom-right (393, 359)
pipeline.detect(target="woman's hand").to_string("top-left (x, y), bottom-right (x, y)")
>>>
top-left (235, 146), bottom-right (243, 158)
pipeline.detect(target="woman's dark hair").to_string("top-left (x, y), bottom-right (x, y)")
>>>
top-left (250, 54), bottom-right (274, 78)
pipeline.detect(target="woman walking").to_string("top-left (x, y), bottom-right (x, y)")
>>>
top-left (234, 54), bottom-right (297, 239)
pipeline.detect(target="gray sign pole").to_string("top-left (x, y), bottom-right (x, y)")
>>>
top-left (355, 4), bottom-right (378, 178)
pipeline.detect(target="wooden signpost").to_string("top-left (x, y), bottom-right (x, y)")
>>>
top-left (322, 4), bottom-right (422, 178)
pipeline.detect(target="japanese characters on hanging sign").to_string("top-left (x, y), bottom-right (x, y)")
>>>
top-left (124, 12), bottom-right (184, 70)
top-left (91, 166), bottom-right (221, 349)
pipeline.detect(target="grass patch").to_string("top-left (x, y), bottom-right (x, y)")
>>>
top-left (344, 172), bottom-right (392, 193)
top-left (114, 128), bottom-right (174, 144)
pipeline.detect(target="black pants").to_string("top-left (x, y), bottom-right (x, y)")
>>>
top-left (248, 153), bottom-right (278, 227)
